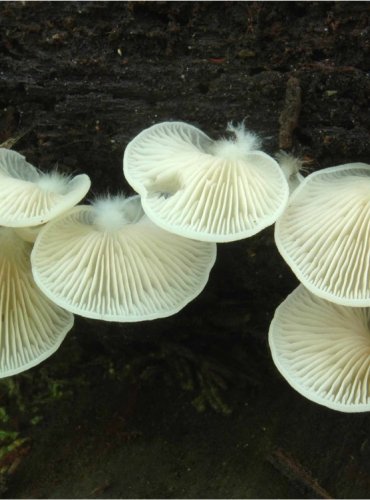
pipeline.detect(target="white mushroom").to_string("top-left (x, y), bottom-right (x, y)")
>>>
top-left (31, 195), bottom-right (217, 322)
top-left (275, 163), bottom-right (370, 306)
top-left (123, 121), bottom-right (289, 242)
top-left (269, 284), bottom-right (370, 412)
top-left (0, 148), bottom-right (91, 227)
top-left (14, 224), bottom-right (45, 243)
top-left (0, 227), bottom-right (74, 377)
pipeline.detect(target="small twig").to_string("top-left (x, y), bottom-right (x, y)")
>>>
top-left (299, 62), bottom-right (360, 73)
top-left (268, 448), bottom-right (333, 499)
top-left (90, 481), bottom-right (111, 496)
top-left (0, 126), bottom-right (34, 149)
top-left (279, 76), bottom-right (301, 150)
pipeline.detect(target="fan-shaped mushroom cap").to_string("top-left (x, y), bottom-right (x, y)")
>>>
top-left (269, 284), bottom-right (370, 412)
top-left (123, 122), bottom-right (289, 242)
top-left (275, 163), bottom-right (370, 306)
top-left (31, 195), bottom-right (216, 322)
top-left (0, 148), bottom-right (91, 227)
top-left (0, 228), bottom-right (73, 377)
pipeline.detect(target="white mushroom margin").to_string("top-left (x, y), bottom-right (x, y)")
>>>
top-left (275, 163), bottom-right (370, 306)
top-left (0, 228), bottom-right (74, 377)
top-left (269, 284), bottom-right (370, 412)
top-left (0, 148), bottom-right (91, 226)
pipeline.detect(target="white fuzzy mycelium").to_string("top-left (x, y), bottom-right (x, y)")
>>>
top-left (209, 122), bottom-right (262, 160)
top-left (35, 170), bottom-right (72, 194)
top-left (275, 151), bottom-right (305, 193)
top-left (92, 195), bottom-right (144, 232)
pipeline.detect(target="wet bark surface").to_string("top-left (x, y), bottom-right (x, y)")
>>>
top-left (0, 1), bottom-right (370, 498)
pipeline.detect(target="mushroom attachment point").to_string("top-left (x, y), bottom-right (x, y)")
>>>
top-left (31, 195), bottom-right (217, 322)
top-left (275, 163), bottom-right (370, 306)
top-left (123, 121), bottom-right (289, 242)
top-left (0, 148), bottom-right (91, 227)
top-left (15, 224), bottom-right (45, 243)
top-left (269, 284), bottom-right (370, 412)
top-left (0, 228), bottom-right (74, 377)
top-left (275, 151), bottom-right (304, 193)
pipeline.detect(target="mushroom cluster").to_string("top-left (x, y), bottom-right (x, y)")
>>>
top-left (270, 161), bottom-right (370, 412)
top-left (0, 121), bottom-right (292, 379)
top-left (0, 148), bottom-right (89, 376)
top-left (4, 120), bottom-right (368, 415)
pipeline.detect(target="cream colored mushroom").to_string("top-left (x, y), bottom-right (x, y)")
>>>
top-left (275, 151), bottom-right (304, 193)
top-left (269, 284), bottom-right (370, 412)
top-left (31, 195), bottom-right (216, 322)
top-left (0, 227), bottom-right (74, 377)
top-left (14, 224), bottom-right (45, 243)
top-left (0, 148), bottom-right (91, 227)
top-left (275, 163), bottom-right (370, 306)
top-left (123, 122), bottom-right (289, 242)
